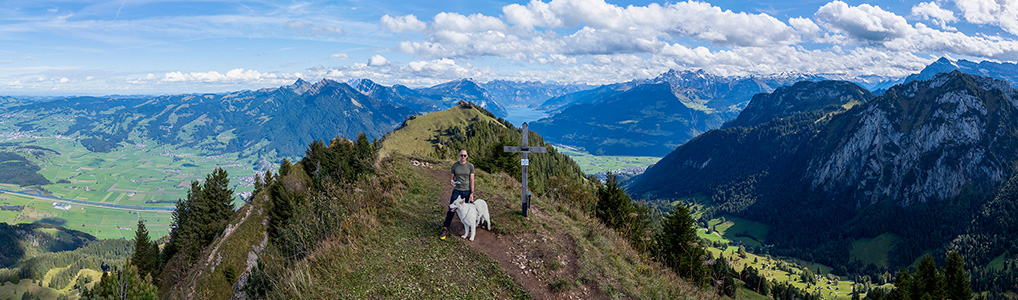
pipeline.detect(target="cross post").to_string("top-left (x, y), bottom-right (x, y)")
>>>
top-left (503, 122), bottom-right (546, 217)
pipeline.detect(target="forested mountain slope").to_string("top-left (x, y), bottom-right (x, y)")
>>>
top-left (722, 80), bottom-right (875, 129)
top-left (7, 79), bottom-right (414, 158)
top-left (530, 69), bottom-right (822, 156)
top-left (630, 71), bottom-right (1018, 275)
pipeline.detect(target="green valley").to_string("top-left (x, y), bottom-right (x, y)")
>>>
top-left (0, 135), bottom-right (259, 240)
top-left (554, 145), bottom-right (660, 175)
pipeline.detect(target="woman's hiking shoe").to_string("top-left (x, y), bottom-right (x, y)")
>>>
top-left (440, 227), bottom-right (449, 240)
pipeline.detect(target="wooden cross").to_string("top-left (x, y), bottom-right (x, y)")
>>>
top-left (503, 122), bottom-right (546, 217)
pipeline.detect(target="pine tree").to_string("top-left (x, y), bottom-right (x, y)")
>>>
top-left (279, 158), bottom-right (292, 177)
top-left (131, 220), bottom-right (158, 278)
top-left (595, 172), bottom-right (634, 230)
top-left (162, 168), bottom-right (235, 264)
top-left (945, 251), bottom-right (972, 300)
top-left (917, 254), bottom-right (945, 299)
top-left (82, 259), bottom-right (158, 300)
top-left (655, 203), bottom-right (708, 286)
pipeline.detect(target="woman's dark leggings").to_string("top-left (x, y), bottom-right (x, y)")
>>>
top-left (443, 190), bottom-right (472, 228)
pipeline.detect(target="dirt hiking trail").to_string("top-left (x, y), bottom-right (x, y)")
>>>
top-left (430, 169), bottom-right (609, 300)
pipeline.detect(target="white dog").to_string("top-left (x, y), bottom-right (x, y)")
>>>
top-left (473, 199), bottom-right (491, 231)
top-left (450, 196), bottom-right (479, 240)
top-left (449, 196), bottom-right (492, 241)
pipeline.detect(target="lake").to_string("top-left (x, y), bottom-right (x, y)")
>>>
top-left (503, 106), bottom-right (549, 127)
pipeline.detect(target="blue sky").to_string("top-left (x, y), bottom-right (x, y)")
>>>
top-left (2, 0), bottom-right (1017, 95)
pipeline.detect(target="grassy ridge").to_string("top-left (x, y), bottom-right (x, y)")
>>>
top-left (195, 104), bottom-right (710, 299)
top-left (270, 157), bottom-right (708, 299)
top-left (379, 104), bottom-right (499, 159)
top-left (262, 159), bottom-right (530, 299)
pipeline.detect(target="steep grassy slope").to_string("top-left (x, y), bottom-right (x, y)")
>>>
top-left (379, 102), bottom-right (503, 159)
top-left (183, 105), bottom-right (711, 299)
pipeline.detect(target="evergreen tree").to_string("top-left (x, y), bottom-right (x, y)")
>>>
top-left (713, 254), bottom-right (736, 297)
top-left (82, 259), bottom-right (158, 300)
top-left (916, 254), bottom-right (945, 299)
top-left (244, 258), bottom-right (271, 299)
top-left (945, 251), bottom-right (971, 300)
top-left (595, 172), bottom-right (634, 230)
top-left (802, 267), bottom-right (816, 285)
top-left (279, 158), bottom-right (292, 177)
top-left (655, 203), bottom-right (708, 286)
top-left (130, 220), bottom-right (158, 278)
top-left (162, 168), bottom-right (235, 264)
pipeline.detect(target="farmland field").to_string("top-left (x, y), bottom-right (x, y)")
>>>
top-left (1, 119), bottom-right (267, 239)
top-left (554, 145), bottom-right (660, 174)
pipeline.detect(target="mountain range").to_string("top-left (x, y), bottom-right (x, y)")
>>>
top-left (869, 57), bottom-right (1018, 93)
top-left (3, 78), bottom-right (591, 159)
top-left (481, 79), bottom-right (592, 108)
top-left (530, 69), bottom-right (823, 156)
top-left (629, 71), bottom-right (1018, 271)
top-left (8, 79), bottom-right (414, 158)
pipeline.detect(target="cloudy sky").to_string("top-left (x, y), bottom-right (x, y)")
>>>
top-left (2, 0), bottom-right (1017, 95)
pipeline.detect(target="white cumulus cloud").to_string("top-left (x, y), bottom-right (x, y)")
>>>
top-left (162, 68), bottom-right (281, 83)
top-left (815, 1), bottom-right (913, 42)
top-left (381, 14), bottom-right (427, 33)
top-left (953, 0), bottom-right (1018, 36)
top-left (368, 55), bottom-right (390, 66)
top-left (912, 2), bottom-right (958, 30)
top-left (330, 53), bottom-right (349, 60)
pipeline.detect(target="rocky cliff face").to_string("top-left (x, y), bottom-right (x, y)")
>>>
top-left (629, 71), bottom-right (1018, 270)
top-left (808, 71), bottom-right (1018, 206)
top-left (634, 71), bottom-right (1018, 207)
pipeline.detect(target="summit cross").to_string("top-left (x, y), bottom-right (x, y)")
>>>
top-left (503, 122), bottom-right (546, 218)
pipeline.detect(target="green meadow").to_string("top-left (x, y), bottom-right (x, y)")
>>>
top-left (698, 221), bottom-right (883, 299)
top-left (1, 119), bottom-right (263, 239)
top-left (849, 233), bottom-right (898, 268)
top-left (707, 215), bottom-right (770, 248)
top-left (554, 145), bottom-right (660, 174)
top-left (1, 192), bottom-right (173, 240)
